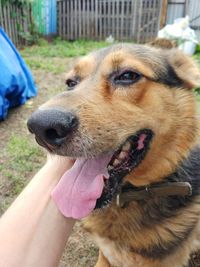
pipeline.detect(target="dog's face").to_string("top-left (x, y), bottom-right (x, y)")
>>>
top-left (28, 44), bottom-right (200, 208)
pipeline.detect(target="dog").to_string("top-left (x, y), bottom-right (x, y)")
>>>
top-left (28, 41), bottom-right (200, 267)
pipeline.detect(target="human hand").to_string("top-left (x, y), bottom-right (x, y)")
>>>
top-left (46, 154), bottom-right (75, 177)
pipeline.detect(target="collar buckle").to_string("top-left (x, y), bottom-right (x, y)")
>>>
top-left (116, 190), bottom-right (126, 208)
top-left (116, 181), bottom-right (193, 208)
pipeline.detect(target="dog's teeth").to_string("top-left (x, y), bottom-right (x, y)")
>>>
top-left (113, 159), bottom-right (121, 166)
top-left (122, 141), bottom-right (131, 152)
top-left (108, 165), bottom-right (114, 171)
top-left (118, 151), bottom-right (128, 160)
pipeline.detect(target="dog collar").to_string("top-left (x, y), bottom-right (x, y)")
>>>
top-left (116, 181), bottom-right (192, 208)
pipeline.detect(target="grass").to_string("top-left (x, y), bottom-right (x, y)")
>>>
top-left (20, 38), bottom-right (111, 74)
top-left (24, 57), bottom-right (67, 74)
top-left (21, 38), bottom-right (110, 58)
top-left (7, 135), bottom-right (42, 171)
top-left (1, 135), bottom-right (43, 196)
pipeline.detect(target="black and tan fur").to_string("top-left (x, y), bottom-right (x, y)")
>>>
top-left (31, 41), bottom-right (200, 267)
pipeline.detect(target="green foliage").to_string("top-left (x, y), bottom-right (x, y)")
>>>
top-left (1, 0), bottom-right (32, 7)
top-left (1, 0), bottom-right (33, 7)
top-left (194, 87), bottom-right (200, 95)
top-left (1, 0), bottom-right (39, 45)
top-left (195, 43), bottom-right (200, 54)
top-left (18, 27), bottom-right (39, 45)
top-left (37, 38), bottom-right (48, 46)
top-left (194, 52), bottom-right (200, 65)
top-left (19, 4), bottom-right (40, 45)
top-left (193, 53), bottom-right (200, 95)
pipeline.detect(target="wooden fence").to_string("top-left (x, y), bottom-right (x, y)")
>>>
top-left (0, 2), bottom-right (32, 46)
top-left (57, 0), bottom-right (162, 43)
top-left (1, 0), bottom-right (199, 47)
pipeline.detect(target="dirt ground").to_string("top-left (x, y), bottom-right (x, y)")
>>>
top-left (0, 63), bottom-right (98, 266)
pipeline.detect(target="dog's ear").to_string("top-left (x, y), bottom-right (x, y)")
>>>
top-left (167, 49), bottom-right (200, 89)
top-left (149, 38), bottom-right (177, 49)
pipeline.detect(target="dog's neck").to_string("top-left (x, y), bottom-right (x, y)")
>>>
top-left (115, 146), bottom-right (200, 260)
top-left (119, 146), bottom-right (200, 208)
top-left (160, 145), bottom-right (200, 198)
top-left (85, 147), bottom-right (200, 262)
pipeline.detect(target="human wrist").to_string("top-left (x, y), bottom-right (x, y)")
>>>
top-left (44, 155), bottom-right (74, 178)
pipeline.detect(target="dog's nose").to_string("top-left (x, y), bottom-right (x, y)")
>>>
top-left (27, 109), bottom-right (78, 146)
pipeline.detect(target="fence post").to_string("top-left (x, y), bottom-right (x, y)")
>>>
top-left (136, 0), bottom-right (142, 43)
top-left (184, 0), bottom-right (189, 16)
top-left (160, 0), bottom-right (168, 29)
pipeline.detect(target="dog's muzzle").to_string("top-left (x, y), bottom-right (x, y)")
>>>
top-left (27, 109), bottom-right (78, 148)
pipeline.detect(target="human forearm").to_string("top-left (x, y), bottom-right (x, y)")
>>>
top-left (0, 157), bottom-right (75, 267)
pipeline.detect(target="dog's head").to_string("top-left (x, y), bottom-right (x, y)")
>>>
top-left (28, 43), bottom-right (200, 208)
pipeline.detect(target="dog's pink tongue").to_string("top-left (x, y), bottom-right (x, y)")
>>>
top-left (51, 155), bottom-right (111, 219)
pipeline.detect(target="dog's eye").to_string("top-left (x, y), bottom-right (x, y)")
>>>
top-left (113, 70), bottom-right (141, 86)
top-left (66, 79), bottom-right (78, 90)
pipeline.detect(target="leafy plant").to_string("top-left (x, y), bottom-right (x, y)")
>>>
top-left (195, 43), bottom-right (200, 54)
top-left (1, 0), bottom-right (39, 45)
top-left (18, 19), bottom-right (40, 45)
top-left (1, 0), bottom-right (33, 8)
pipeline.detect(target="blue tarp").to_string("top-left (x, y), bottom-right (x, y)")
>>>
top-left (0, 28), bottom-right (37, 120)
